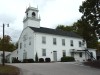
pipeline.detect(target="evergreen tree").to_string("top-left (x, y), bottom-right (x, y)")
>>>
top-left (35, 52), bottom-right (38, 62)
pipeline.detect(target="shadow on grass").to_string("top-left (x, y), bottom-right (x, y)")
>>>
top-left (0, 64), bottom-right (20, 75)
top-left (84, 60), bottom-right (100, 69)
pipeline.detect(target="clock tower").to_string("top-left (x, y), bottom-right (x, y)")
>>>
top-left (23, 6), bottom-right (41, 29)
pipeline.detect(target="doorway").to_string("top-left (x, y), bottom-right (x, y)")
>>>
top-left (53, 51), bottom-right (57, 61)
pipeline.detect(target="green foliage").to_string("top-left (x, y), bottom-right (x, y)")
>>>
top-left (23, 59), bottom-right (34, 63)
top-left (12, 58), bottom-right (21, 63)
top-left (45, 58), bottom-right (51, 62)
top-left (61, 56), bottom-right (75, 62)
top-left (79, 0), bottom-right (100, 48)
top-left (55, 0), bottom-right (100, 49)
top-left (0, 35), bottom-right (16, 52)
top-left (39, 58), bottom-right (44, 62)
top-left (73, 20), bottom-right (98, 48)
top-left (35, 52), bottom-right (38, 62)
top-left (56, 25), bottom-right (76, 32)
top-left (97, 42), bottom-right (100, 51)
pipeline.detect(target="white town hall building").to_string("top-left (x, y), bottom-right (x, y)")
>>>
top-left (13, 6), bottom-right (96, 62)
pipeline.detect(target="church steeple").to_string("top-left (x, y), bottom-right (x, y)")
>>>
top-left (23, 6), bottom-right (41, 29)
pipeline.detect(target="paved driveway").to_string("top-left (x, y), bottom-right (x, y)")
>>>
top-left (9, 62), bottom-right (100, 75)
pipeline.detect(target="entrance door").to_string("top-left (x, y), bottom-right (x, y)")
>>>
top-left (53, 51), bottom-right (57, 61)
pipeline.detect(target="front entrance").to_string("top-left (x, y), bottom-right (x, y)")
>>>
top-left (53, 51), bottom-right (57, 61)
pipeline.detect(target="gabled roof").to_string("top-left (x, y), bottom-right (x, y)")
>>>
top-left (29, 27), bottom-right (82, 38)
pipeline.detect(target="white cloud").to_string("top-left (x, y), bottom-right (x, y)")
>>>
top-left (0, 0), bottom-right (85, 42)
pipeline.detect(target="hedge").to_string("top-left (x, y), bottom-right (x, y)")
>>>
top-left (61, 56), bottom-right (75, 62)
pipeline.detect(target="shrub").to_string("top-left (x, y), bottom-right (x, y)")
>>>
top-left (61, 56), bottom-right (75, 62)
top-left (39, 58), bottom-right (44, 62)
top-left (12, 58), bottom-right (21, 63)
top-left (23, 59), bottom-right (34, 63)
top-left (35, 53), bottom-right (38, 62)
top-left (28, 59), bottom-right (34, 63)
top-left (45, 58), bottom-right (51, 62)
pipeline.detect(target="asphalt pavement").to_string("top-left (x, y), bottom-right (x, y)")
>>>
top-left (9, 62), bottom-right (100, 75)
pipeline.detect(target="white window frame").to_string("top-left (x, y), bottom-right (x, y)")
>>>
top-left (53, 38), bottom-right (56, 45)
top-left (70, 40), bottom-right (73, 46)
top-left (42, 36), bottom-right (46, 44)
top-left (42, 49), bottom-right (46, 56)
top-left (79, 41), bottom-right (82, 47)
top-left (62, 39), bottom-right (65, 46)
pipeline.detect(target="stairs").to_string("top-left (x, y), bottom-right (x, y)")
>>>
top-left (84, 49), bottom-right (95, 61)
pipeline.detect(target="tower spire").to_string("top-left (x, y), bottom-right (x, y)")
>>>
top-left (23, 6), bottom-right (41, 29)
top-left (29, 3), bottom-right (31, 7)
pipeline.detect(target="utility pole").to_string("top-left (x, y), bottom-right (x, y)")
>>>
top-left (2, 23), bottom-right (9, 66)
top-left (2, 24), bottom-right (5, 66)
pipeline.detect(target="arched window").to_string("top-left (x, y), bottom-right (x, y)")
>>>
top-left (32, 12), bottom-right (36, 17)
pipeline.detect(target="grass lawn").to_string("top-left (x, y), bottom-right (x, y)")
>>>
top-left (0, 64), bottom-right (20, 75)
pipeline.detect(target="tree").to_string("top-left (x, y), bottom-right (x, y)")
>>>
top-left (56, 25), bottom-right (75, 32)
top-left (35, 52), bottom-right (38, 62)
top-left (73, 20), bottom-right (98, 48)
top-left (79, 0), bottom-right (100, 35)
top-left (78, 0), bottom-right (100, 48)
top-left (56, 20), bottom-right (98, 48)
top-left (0, 35), bottom-right (16, 52)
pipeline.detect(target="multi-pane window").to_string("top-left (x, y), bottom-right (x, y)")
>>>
top-left (62, 39), bottom-right (65, 46)
top-left (20, 43), bottom-right (22, 49)
top-left (70, 40), bottom-right (73, 46)
top-left (42, 36), bottom-right (46, 44)
top-left (42, 49), bottom-right (46, 56)
top-left (79, 52), bottom-right (82, 57)
top-left (53, 38), bottom-right (56, 45)
top-left (23, 51), bottom-right (27, 59)
top-left (62, 50), bottom-right (66, 57)
top-left (79, 41), bottom-right (82, 47)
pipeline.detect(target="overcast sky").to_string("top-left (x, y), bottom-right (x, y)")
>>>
top-left (0, 0), bottom-right (85, 42)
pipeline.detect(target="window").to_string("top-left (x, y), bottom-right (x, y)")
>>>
top-left (42, 49), bottom-right (46, 56)
top-left (23, 51), bottom-right (27, 59)
top-left (20, 43), bottom-right (22, 49)
top-left (29, 37), bottom-right (31, 45)
top-left (32, 12), bottom-right (36, 17)
top-left (62, 39), bottom-right (65, 46)
top-left (79, 52), bottom-right (82, 57)
top-left (42, 36), bottom-right (46, 44)
top-left (70, 40), bottom-right (73, 46)
top-left (62, 50), bottom-right (66, 57)
top-left (24, 44), bottom-right (26, 48)
top-left (79, 41), bottom-right (82, 47)
top-left (29, 41), bottom-right (31, 45)
top-left (53, 38), bottom-right (56, 45)
top-left (17, 51), bottom-right (18, 54)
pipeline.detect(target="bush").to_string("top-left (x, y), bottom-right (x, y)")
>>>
top-left (12, 58), bottom-right (21, 63)
top-left (45, 58), bottom-right (51, 62)
top-left (61, 56), bottom-right (75, 62)
top-left (23, 59), bottom-right (34, 63)
top-left (39, 58), bottom-right (44, 62)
